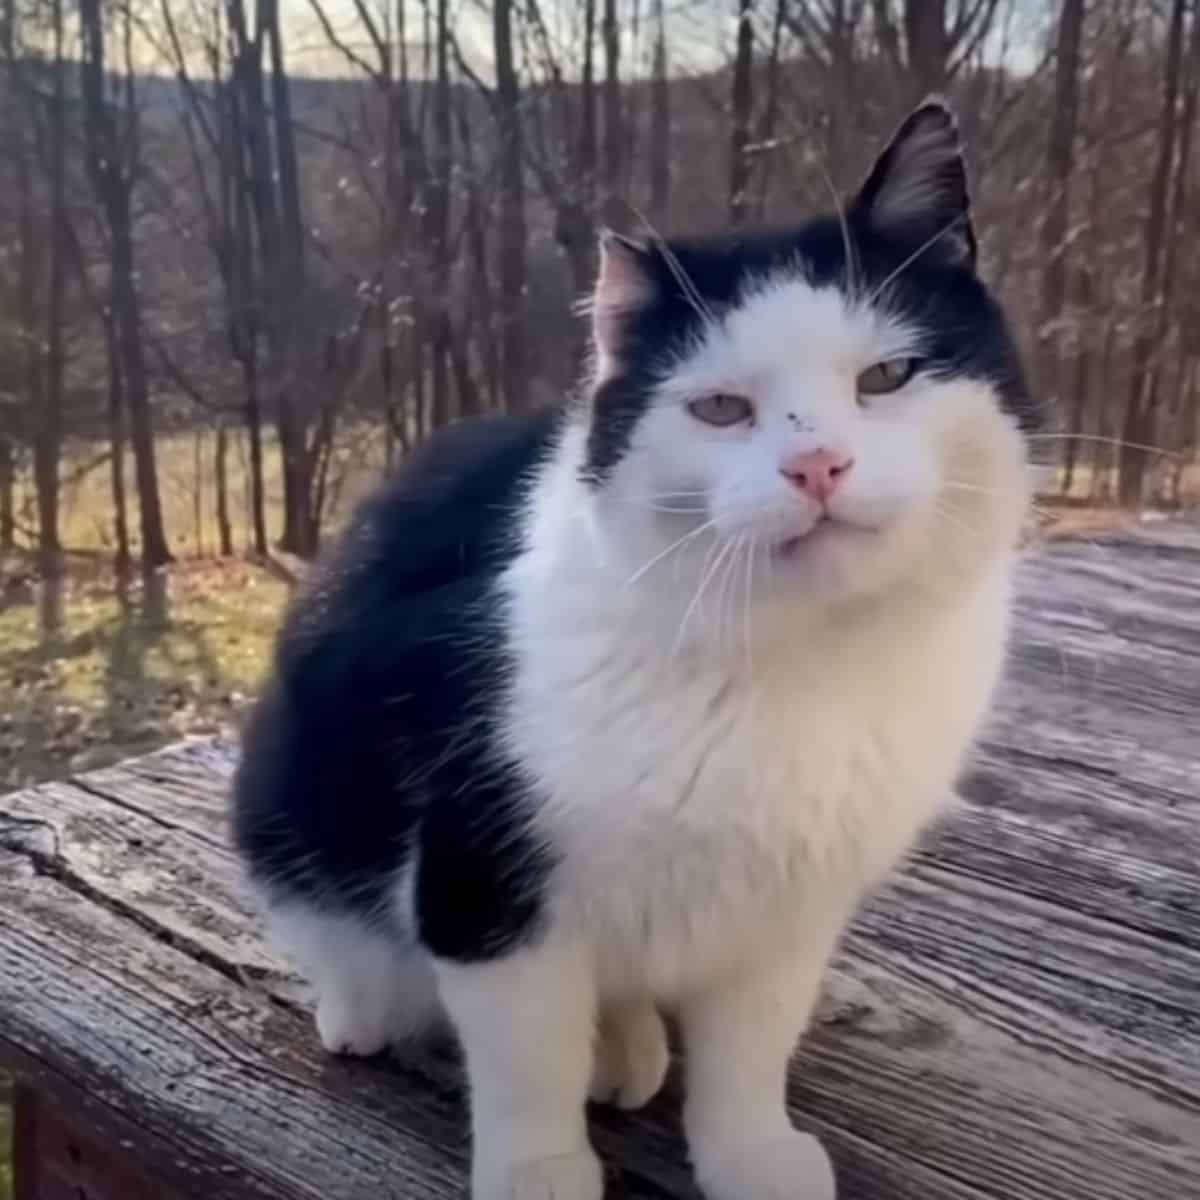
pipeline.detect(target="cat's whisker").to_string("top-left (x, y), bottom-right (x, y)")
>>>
top-left (625, 519), bottom-right (718, 587)
top-left (740, 534), bottom-right (758, 676)
top-left (620, 503), bottom-right (712, 514)
top-left (814, 158), bottom-right (860, 304)
top-left (714, 533), bottom-right (743, 656)
top-left (1025, 433), bottom-right (1181, 459)
top-left (674, 534), bottom-right (739, 658)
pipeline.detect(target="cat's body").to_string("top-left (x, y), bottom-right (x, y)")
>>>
top-left (233, 100), bottom-right (1036, 1200)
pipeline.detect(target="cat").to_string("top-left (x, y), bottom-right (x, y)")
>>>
top-left (232, 97), bottom-right (1037, 1200)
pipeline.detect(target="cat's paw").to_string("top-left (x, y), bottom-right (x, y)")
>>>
top-left (315, 989), bottom-right (393, 1057)
top-left (474, 1148), bottom-right (604, 1200)
top-left (588, 1002), bottom-right (670, 1111)
top-left (696, 1131), bottom-right (836, 1200)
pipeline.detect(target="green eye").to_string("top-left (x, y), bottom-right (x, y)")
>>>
top-left (687, 393), bottom-right (755, 427)
top-left (857, 357), bottom-right (918, 398)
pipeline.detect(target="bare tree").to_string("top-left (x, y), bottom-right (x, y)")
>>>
top-left (648, 0), bottom-right (670, 222)
top-left (80, 0), bottom-right (171, 567)
top-left (602, 0), bottom-right (622, 202)
top-left (870, 1), bottom-right (1002, 99)
top-left (1035, 0), bottom-right (1085, 412)
top-left (1119, 0), bottom-right (1187, 506)
top-left (30, 0), bottom-right (67, 576)
top-left (495, 0), bottom-right (528, 410)
top-left (729, 0), bottom-right (756, 225)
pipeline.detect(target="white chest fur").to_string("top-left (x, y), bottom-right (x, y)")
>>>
top-left (501, 514), bottom-right (1013, 1003)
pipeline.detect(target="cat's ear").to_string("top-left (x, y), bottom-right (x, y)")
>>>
top-left (592, 231), bottom-right (657, 363)
top-left (853, 97), bottom-right (976, 268)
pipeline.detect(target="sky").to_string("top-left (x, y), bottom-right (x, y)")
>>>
top-left (280, 0), bottom-right (1049, 82)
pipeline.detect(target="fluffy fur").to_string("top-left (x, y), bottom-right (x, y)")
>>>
top-left (232, 99), bottom-right (1036, 1200)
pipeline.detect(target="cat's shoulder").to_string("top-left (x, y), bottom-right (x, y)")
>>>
top-left (359, 406), bottom-right (564, 563)
top-left (276, 406), bottom-right (563, 688)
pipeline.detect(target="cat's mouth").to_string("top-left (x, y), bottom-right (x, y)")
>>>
top-left (773, 516), bottom-right (875, 559)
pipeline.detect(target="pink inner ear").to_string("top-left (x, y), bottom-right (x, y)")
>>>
top-left (592, 241), bottom-right (653, 361)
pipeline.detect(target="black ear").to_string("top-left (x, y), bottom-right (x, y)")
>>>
top-left (853, 97), bottom-right (976, 268)
top-left (591, 231), bottom-right (657, 362)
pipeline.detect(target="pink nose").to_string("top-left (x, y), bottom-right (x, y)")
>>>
top-left (780, 447), bottom-right (855, 503)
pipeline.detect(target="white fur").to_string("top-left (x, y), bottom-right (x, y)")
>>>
top-left (474, 273), bottom-right (1029, 1198)
top-left (589, 1000), bottom-right (670, 1110)
top-left (268, 906), bottom-right (441, 1056)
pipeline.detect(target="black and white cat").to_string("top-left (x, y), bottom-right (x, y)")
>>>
top-left (233, 99), bottom-right (1037, 1200)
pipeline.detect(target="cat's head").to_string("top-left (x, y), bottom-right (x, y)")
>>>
top-left (579, 99), bottom-right (1036, 629)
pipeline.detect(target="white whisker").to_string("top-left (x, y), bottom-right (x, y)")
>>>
top-left (625, 519), bottom-right (717, 587)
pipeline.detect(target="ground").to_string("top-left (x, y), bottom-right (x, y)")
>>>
top-left (0, 428), bottom-right (383, 795)
top-left (0, 556), bottom-right (288, 794)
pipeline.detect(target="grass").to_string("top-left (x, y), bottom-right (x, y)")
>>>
top-left (1, 425), bottom-right (388, 792)
top-left (0, 555), bottom-right (289, 792)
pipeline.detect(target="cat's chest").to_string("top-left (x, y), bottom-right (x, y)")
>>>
top-left (507, 612), bottom-right (984, 870)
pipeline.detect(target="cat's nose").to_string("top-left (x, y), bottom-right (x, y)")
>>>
top-left (780, 447), bottom-right (855, 503)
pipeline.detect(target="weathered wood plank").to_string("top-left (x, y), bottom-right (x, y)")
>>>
top-left (2, 521), bottom-right (1198, 1200)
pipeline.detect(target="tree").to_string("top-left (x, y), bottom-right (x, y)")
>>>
top-left (729, 0), bottom-right (756, 225)
top-left (1119, 0), bottom-right (1187, 506)
top-left (80, 0), bottom-right (172, 567)
top-left (869, 1), bottom-right (1002, 99)
top-left (31, 0), bottom-right (67, 576)
top-left (494, 0), bottom-right (528, 410)
top-left (1035, 0), bottom-right (1085, 413)
top-left (648, 0), bottom-right (670, 222)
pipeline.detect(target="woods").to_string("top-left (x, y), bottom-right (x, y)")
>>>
top-left (0, 0), bottom-right (1198, 575)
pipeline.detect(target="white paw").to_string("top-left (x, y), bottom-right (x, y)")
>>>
top-left (474, 1148), bottom-right (604, 1200)
top-left (589, 1003), bottom-right (670, 1111)
top-left (315, 989), bottom-right (394, 1057)
top-left (697, 1131), bottom-right (836, 1200)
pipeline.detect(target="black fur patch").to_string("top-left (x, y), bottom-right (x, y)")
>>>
top-left (232, 408), bottom-right (562, 961)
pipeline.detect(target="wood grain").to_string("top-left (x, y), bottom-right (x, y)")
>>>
top-left (2, 522), bottom-right (1199, 1199)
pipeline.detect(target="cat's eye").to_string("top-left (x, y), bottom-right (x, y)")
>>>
top-left (857, 357), bottom-right (918, 398)
top-left (687, 393), bottom-right (754, 427)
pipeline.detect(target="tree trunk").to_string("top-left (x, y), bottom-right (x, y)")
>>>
top-left (80, 0), bottom-right (171, 567)
top-left (1119, 0), bottom-right (1187, 506)
top-left (458, 85), bottom-right (496, 411)
top-left (904, 0), bottom-right (950, 97)
top-left (243, 349), bottom-right (268, 555)
top-left (103, 298), bottom-right (131, 570)
top-left (16, 30), bottom-right (40, 556)
top-left (581, 0), bottom-right (598, 212)
top-left (225, 33), bottom-right (269, 557)
top-left (34, 0), bottom-right (66, 573)
top-left (648, 0), bottom-right (670, 222)
top-left (1035, 0), bottom-right (1085, 411)
top-left (602, 0), bottom-right (621, 200)
top-left (428, 0), bottom-right (453, 425)
top-left (0, 436), bottom-right (13, 550)
top-left (262, 0), bottom-right (316, 556)
top-left (494, 0), bottom-right (528, 410)
top-left (215, 421), bottom-right (233, 557)
top-left (754, 0), bottom-right (785, 219)
top-left (729, 0), bottom-right (755, 226)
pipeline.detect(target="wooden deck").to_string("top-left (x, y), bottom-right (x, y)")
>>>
top-left (2, 521), bottom-right (1199, 1200)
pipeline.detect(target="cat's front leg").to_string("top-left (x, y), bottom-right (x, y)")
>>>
top-left (589, 999), bottom-right (670, 1110)
top-left (681, 951), bottom-right (838, 1200)
top-left (436, 940), bottom-right (604, 1200)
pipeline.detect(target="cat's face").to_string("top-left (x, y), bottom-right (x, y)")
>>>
top-left (581, 101), bottom-right (1036, 625)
